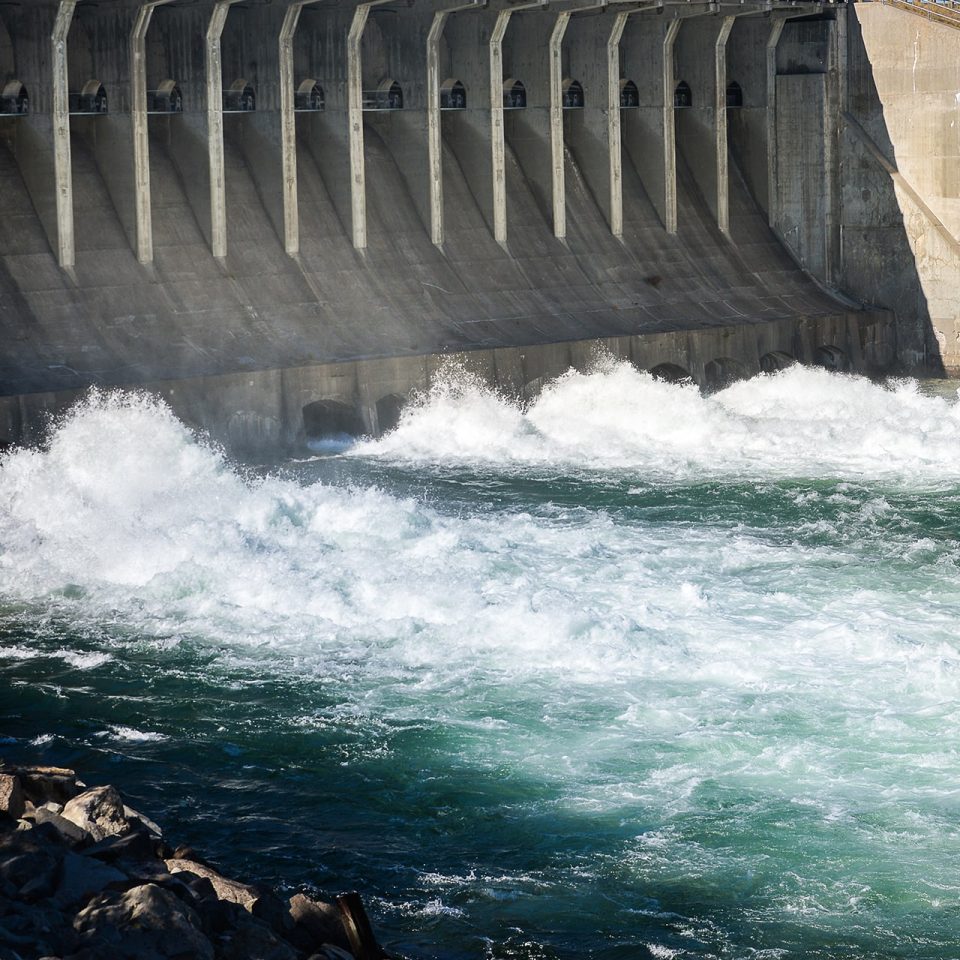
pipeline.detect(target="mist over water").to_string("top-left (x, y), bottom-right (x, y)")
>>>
top-left (3, 364), bottom-right (960, 958)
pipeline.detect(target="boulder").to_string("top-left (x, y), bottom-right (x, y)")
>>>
top-left (0, 776), bottom-right (24, 821)
top-left (11, 766), bottom-right (83, 806)
top-left (73, 882), bottom-right (214, 960)
top-left (54, 850), bottom-right (127, 908)
top-left (0, 834), bottom-right (61, 895)
top-left (123, 804), bottom-right (162, 838)
top-left (83, 829), bottom-right (158, 864)
top-left (34, 807), bottom-right (90, 846)
top-left (213, 913), bottom-right (298, 960)
top-left (61, 786), bottom-right (130, 842)
top-left (164, 858), bottom-right (258, 910)
top-left (288, 893), bottom-right (352, 953)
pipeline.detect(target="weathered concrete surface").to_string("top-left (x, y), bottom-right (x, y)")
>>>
top-left (0, 0), bottom-right (948, 458)
top-left (0, 307), bottom-right (895, 459)
top-left (843, 4), bottom-right (960, 372)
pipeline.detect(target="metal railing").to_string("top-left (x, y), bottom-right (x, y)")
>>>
top-left (880, 0), bottom-right (960, 28)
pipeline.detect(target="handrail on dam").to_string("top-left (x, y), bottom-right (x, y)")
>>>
top-left (878, 0), bottom-right (960, 26)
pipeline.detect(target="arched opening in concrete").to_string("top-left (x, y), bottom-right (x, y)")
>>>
top-left (70, 80), bottom-right (107, 115)
top-left (295, 79), bottom-right (325, 112)
top-left (562, 78), bottom-right (584, 110)
top-left (673, 80), bottom-right (692, 110)
top-left (0, 81), bottom-right (28, 116)
top-left (703, 357), bottom-right (747, 392)
top-left (375, 393), bottom-right (406, 435)
top-left (649, 363), bottom-right (693, 384)
top-left (726, 80), bottom-right (743, 109)
top-left (619, 79), bottom-right (639, 110)
top-left (440, 78), bottom-right (466, 111)
top-left (760, 351), bottom-right (796, 373)
top-left (148, 79), bottom-right (182, 114)
top-left (223, 79), bottom-right (255, 113)
top-left (364, 78), bottom-right (403, 111)
top-left (503, 78), bottom-right (526, 110)
top-left (302, 400), bottom-right (365, 443)
top-left (815, 345), bottom-right (850, 372)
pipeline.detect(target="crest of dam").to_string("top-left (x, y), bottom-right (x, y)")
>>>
top-left (0, 0), bottom-right (956, 457)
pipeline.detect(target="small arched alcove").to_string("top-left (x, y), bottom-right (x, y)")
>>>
top-left (148, 79), bottom-right (182, 114)
top-left (562, 78), bottom-right (584, 110)
top-left (503, 78), bottom-right (526, 110)
top-left (760, 351), bottom-right (796, 373)
top-left (673, 80), bottom-right (692, 110)
top-left (303, 400), bottom-right (365, 443)
top-left (440, 78), bottom-right (466, 110)
top-left (70, 80), bottom-right (107, 115)
top-left (224, 79), bottom-right (255, 112)
top-left (649, 363), bottom-right (693, 384)
top-left (619, 79), bottom-right (639, 109)
top-left (726, 80), bottom-right (743, 109)
top-left (0, 81), bottom-right (28, 116)
top-left (375, 394), bottom-right (406, 435)
top-left (815, 345), bottom-right (850, 372)
top-left (295, 79), bottom-right (324, 112)
top-left (365, 79), bottom-right (403, 111)
top-left (703, 357), bottom-right (747, 392)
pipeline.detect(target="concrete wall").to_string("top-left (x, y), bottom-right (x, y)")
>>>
top-left (0, 306), bottom-right (895, 459)
top-left (2, 0), bottom-right (954, 458)
top-left (843, 4), bottom-right (960, 373)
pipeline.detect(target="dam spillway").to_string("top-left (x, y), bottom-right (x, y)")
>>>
top-left (0, 0), bottom-right (957, 454)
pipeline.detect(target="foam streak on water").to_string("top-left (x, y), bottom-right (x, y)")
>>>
top-left (2, 367), bottom-right (960, 959)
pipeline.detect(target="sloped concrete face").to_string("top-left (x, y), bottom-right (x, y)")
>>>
top-left (0, 0), bottom-right (940, 457)
top-left (844, 4), bottom-right (960, 373)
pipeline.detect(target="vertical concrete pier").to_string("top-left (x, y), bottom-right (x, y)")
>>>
top-left (130, 0), bottom-right (173, 265)
top-left (206, 0), bottom-right (241, 259)
top-left (51, 0), bottom-right (77, 270)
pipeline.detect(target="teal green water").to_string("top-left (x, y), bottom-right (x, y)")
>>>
top-left (3, 365), bottom-right (960, 958)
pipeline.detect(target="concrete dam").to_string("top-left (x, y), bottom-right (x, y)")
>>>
top-left (0, 0), bottom-right (957, 455)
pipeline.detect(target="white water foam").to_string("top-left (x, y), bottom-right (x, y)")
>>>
top-left (358, 360), bottom-right (960, 484)
top-left (3, 380), bottom-right (960, 945)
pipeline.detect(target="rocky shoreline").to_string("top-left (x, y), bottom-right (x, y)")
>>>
top-left (0, 764), bottom-right (393, 960)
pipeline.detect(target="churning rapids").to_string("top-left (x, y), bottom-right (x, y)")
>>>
top-left (3, 361), bottom-right (960, 959)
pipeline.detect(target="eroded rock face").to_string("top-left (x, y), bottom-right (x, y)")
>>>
top-left (0, 774), bottom-right (25, 820)
top-left (61, 785), bottom-right (130, 842)
top-left (73, 882), bottom-right (215, 960)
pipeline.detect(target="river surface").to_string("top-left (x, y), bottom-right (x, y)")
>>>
top-left (2, 362), bottom-right (960, 959)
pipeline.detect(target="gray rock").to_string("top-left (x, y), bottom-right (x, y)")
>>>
top-left (164, 858), bottom-right (258, 910)
top-left (214, 913), bottom-right (298, 960)
top-left (12, 766), bottom-right (83, 806)
top-left (61, 786), bottom-right (130, 842)
top-left (34, 808), bottom-right (90, 846)
top-left (288, 893), bottom-right (352, 953)
top-left (73, 882), bottom-right (214, 960)
top-left (123, 804), bottom-right (162, 838)
top-left (83, 829), bottom-right (158, 864)
top-left (0, 775), bottom-right (24, 821)
top-left (0, 835), bottom-right (61, 894)
top-left (54, 850), bottom-right (127, 908)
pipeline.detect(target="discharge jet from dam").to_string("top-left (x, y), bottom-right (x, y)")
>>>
top-left (0, 0), bottom-right (957, 454)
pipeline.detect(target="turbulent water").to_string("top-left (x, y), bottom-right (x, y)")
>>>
top-left (3, 362), bottom-right (960, 959)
